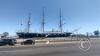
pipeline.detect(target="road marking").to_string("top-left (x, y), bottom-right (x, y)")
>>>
top-left (79, 39), bottom-right (91, 51)
top-left (46, 41), bottom-right (49, 44)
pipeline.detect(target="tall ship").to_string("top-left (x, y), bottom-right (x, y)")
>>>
top-left (16, 8), bottom-right (72, 39)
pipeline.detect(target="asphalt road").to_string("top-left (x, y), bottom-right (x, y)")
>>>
top-left (0, 41), bottom-right (99, 56)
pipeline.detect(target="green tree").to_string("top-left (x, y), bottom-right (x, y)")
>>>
top-left (93, 30), bottom-right (99, 37)
top-left (2, 32), bottom-right (9, 38)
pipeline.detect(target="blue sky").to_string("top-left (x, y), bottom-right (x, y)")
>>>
top-left (0, 0), bottom-right (100, 35)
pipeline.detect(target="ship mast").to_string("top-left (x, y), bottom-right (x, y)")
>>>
top-left (20, 20), bottom-right (23, 32)
top-left (41, 7), bottom-right (45, 33)
top-left (59, 8), bottom-right (63, 33)
top-left (27, 13), bottom-right (31, 33)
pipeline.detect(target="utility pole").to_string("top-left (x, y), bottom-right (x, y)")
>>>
top-left (41, 7), bottom-right (45, 33)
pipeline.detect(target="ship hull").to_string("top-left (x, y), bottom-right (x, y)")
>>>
top-left (17, 32), bottom-right (72, 39)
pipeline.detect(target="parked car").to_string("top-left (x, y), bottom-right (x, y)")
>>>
top-left (0, 40), bottom-right (7, 46)
top-left (21, 39), bottom-right (35, 45)
top-left (0, 39), bottom-right (16, 46)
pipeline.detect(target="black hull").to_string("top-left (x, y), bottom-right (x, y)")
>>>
top-left (17, 32), bottom-right (72, 39)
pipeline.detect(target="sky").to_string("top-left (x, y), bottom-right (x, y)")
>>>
top-left (0, 0), bottom-right (100, 35)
